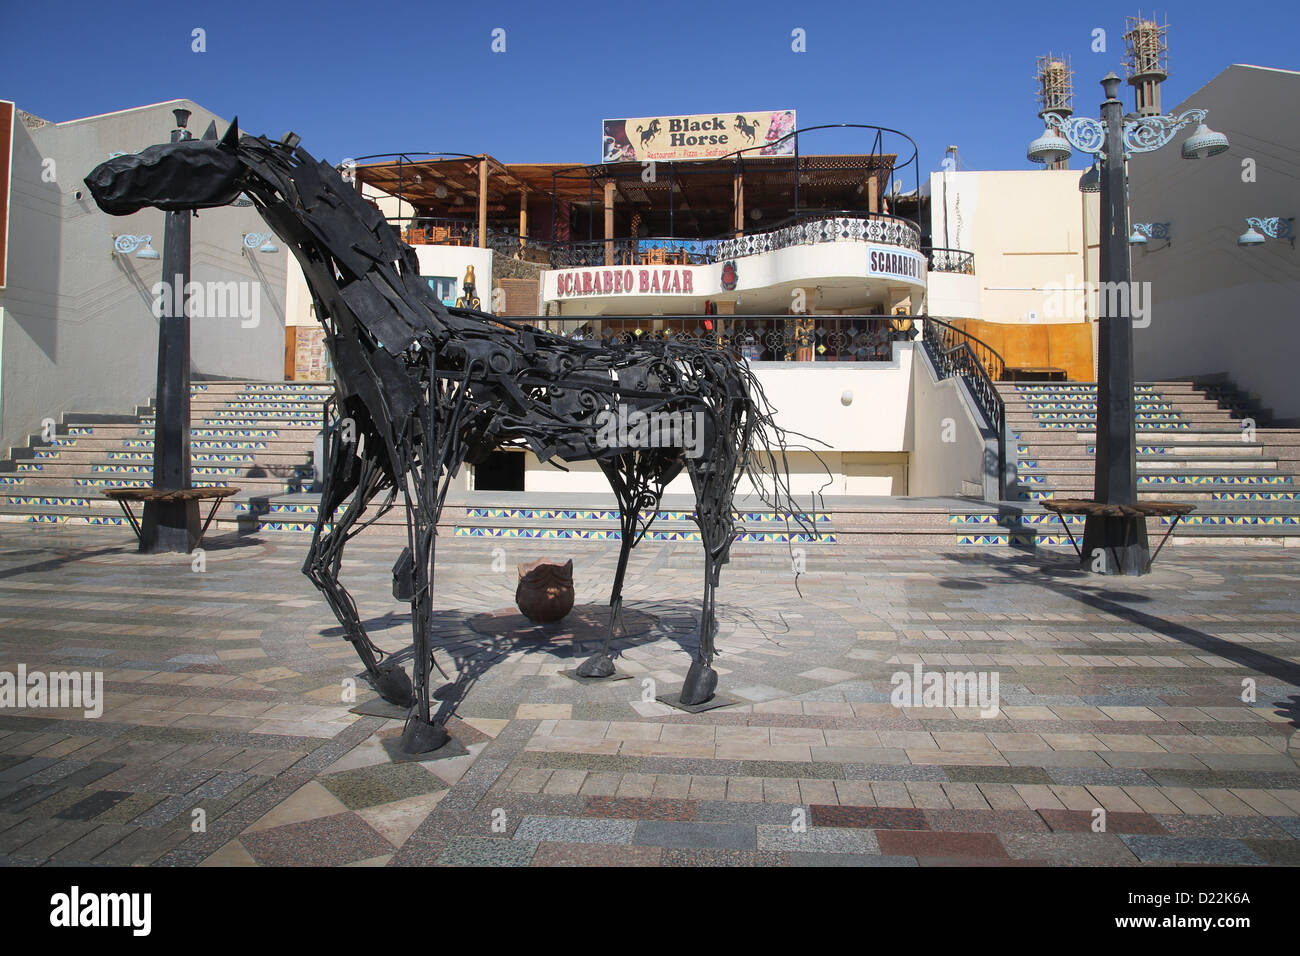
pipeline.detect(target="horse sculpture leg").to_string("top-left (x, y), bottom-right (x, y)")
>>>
top-left (680, 453), bottom-right (736, 706)
top-left (303, 428), bottom-right (412, 707)
top-left (577, 488), bottom-right (637, 678)
top-left (578, 452), bottom-right (663, 678)
top-left (397, 466), bottom-right (451, 754)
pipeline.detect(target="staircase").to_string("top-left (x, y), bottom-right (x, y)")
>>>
top-left (942, 381), bottom-right (1300, 548)
top-left (4, 379), bottom-right (1296, 549)
top-left (0, 383), bottom-right (826, 544)
top-left (0, 382), bottom-right (328, 531)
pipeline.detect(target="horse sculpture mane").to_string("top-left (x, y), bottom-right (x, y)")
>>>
top-left (85, 121), bottom-right (822, 753)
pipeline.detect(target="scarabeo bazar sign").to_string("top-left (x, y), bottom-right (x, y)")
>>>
top-left (603, 110), bottom-right (796, 162)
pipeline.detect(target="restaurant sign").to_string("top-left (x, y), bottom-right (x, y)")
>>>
top-left (554, 266), bottom-right (703, 299)
top-left (866, 246), bottom-right (926, 283)
top-left (602, 110), bottom-right (796, 163)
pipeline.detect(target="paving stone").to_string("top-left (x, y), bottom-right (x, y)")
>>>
top-left (437, 837), bottom-right (538, 866)
top-left (1000, 832), bottom-right (1140, 863)
top-left (530, 842), bottom-right (663, 866)
top-left (756, 824), bottom-right (879, 854)
top-left (55, 790), bottom-right (134, 821)
top-left (238, 812), bottom-right (393, 866)
top-left (582, 796), bottom-right (697, 821)
top-left (876, 830), bottom-right (1008, 860)
top-left (810, 805), bottom-right (928, 830)
top-left (1118, 834), bottom-right (1266, 865)
top-left (514, 816), bottom-right (637, 845)
top-left (633, 821), bottom-right (755, 850)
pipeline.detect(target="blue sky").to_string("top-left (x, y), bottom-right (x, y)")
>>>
top-left (2, 0), bottom-right (1296, 176)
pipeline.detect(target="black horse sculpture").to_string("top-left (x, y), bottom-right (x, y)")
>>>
top-left (85, 120), bottom-right (817, 752)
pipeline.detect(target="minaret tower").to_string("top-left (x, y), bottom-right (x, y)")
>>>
top-left (1035, 54), bottom-right (1075, 170)
top-left (1124, 13), bottom-right (1169, 117)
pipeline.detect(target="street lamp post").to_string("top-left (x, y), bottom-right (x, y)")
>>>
top-left (1087, 74), bottom-right (1144, 574)
top-left (139, 108), bottom-right (201, 553)
top-left (1030, 73), bottom-right (1229, 574)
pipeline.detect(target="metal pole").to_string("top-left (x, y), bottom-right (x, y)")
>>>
top-left (1079, 73), bottom-right (1149, 574)
top-left (139, 109), bottom-right (200, 553)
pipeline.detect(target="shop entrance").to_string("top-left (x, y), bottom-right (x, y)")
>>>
top-left (474, 449), bottom-right (525, 491)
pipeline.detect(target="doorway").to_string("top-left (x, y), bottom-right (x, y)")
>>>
top-left (474, 450), bottom-right (525, 491)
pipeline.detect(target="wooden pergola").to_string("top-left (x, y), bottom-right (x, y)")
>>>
top-left (353, 150), bottom-right (900, 246)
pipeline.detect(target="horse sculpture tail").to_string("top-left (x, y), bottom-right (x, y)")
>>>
top-left (729, 357), bottom-right (833, 548)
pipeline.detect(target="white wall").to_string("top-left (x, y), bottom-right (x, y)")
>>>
top-left (908, 344), bottom-right (994, 498)
top-left (499, 342), bottom-right (916, 496)
top-left (1129, 65), bottom-right (1300, 421)
top-left (929, 169), bottom-right (1099, 323)
top-left (1, 100), bottom-right (288, 454)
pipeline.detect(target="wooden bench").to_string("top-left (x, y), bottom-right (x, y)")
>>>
top-left (103, 486), bottom-right (240, 550)
top-left (1040, 498), bottom-right (1195, 573)
top-left (1004, 366), bottom-right (1067, 382)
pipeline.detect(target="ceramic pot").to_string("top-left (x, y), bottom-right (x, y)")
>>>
top-left (515, 558), bottom-right (575, 623)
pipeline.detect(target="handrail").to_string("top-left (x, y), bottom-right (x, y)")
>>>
top-left (920, 317), bottom-right (1011, 499)
top-left (924, 246), bottom-right (976, 275)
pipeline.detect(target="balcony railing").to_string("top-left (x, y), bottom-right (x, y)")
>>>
top-left (388, 210), bottom-right (924, 272)
top-left (715, 211), bottom-right (922, 259)
top-left (920, 316), bottom-right (1011, 498)
top-left (541, 315), bottom-right (917, 363)
top-left (925, 247), bottom-right (976, 274)
top-left (398, 217), bottom-right (478, 246)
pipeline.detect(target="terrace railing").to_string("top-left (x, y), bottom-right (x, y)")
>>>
top-left (398, 217), bottom-right (477, 246)
top-left (920, 316), bottom-right (1012, 499)
top-left (715, 211), bottom-right (922, 259)
top-left (925, 247), bottom-right (976, 274)
top-left (543, 315), bottom-right (916, 363)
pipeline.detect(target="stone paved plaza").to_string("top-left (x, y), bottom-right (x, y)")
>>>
top-left (0, 525), bottom-right (1298, 867)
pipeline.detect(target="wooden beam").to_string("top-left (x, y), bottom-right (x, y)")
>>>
top-left (477, 157), bottom-right (489, 248)
top-left (733, 167), bottom-right (744, 237)
top-left (603, 180), bottom-right (616, 266)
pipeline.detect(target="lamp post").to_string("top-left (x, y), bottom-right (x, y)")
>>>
top-left (139, 108), bottom-right (201, 553)
top-left (1029, 73), bottom-right (1228, 574)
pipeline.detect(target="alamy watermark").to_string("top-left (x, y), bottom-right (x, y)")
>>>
top-left (593, 407), bottom-right (704, 459)
top-left (890, 663), bottom-right (1000, 718)
top-left (151, 275), bottom-right (261, 328)
top-left (0, 664), bottom-right (104, 718)
top-left (1041, 275), bottom-right (1152, 328)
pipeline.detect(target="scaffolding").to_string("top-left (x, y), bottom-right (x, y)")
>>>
top-left (1124, 13), bottom-right (1170, 116)
top-left (1035, 53), bottom-right (1075, 119)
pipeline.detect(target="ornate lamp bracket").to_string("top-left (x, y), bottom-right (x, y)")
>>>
top-left (1249, 217), bottom-right (1296, 246)
top-left (1045, 113), bottom-right (1106, 157)
top-left (1122, 109), bottom-right (1208, 153)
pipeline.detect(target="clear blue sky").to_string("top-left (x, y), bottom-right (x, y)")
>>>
top-left (2, 0), bottom-right (1296, 176)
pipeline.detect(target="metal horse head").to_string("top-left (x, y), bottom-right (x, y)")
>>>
top-left (85, 120), bottom-right (246, 215)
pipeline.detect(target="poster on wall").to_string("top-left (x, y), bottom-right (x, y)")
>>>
top-left (425, 275), bottom-right (458, 306)
top-left (602, 110), bottom-right (796, 162)
top-left (293, 326), bottom-right (331, 381)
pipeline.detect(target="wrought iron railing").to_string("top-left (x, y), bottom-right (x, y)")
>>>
top-left (920, 316), bottom-right (1010, 498)
top-left (715, 210), bottom-right (922, 259)
top-left (541, 315), bottom-right (915, 363)
top-left (925, 247), bottom-right (976, 274)
top-left (541, 237), bottom-right (720, 269)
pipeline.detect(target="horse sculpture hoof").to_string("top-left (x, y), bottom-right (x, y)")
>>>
top-left (400, 719), bottom-right (450, 755)
top-left (576, 653), bottom-right (616, 678)
top-left (679, 661), bottom-right (718, 706)
top-left (373, 662), bottom-right (414, 707)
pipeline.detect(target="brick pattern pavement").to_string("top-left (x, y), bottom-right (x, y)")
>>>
top-left (0, 526), bottom-right (1296, 866)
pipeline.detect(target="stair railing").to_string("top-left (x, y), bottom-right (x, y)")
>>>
top-left (920, 316), bottom-right (1013, 500)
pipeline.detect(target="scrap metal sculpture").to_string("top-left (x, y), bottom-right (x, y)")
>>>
top-left (85, 122), bottom-right (817, 753)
